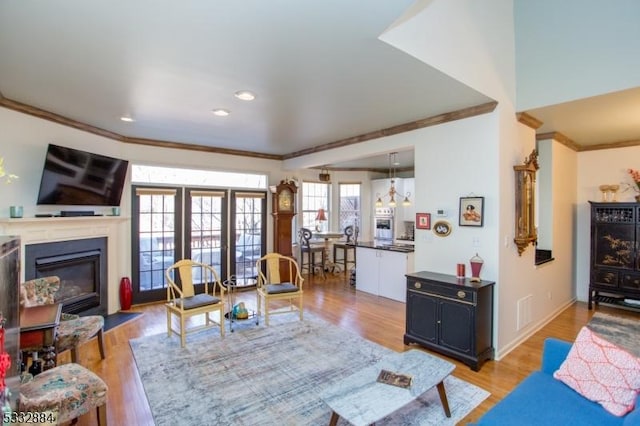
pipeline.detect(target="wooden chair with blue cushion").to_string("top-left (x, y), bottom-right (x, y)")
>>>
top-left (256, 253), bottom-right (304, 326)
top-left (333, 225), bottom-right (359, 274)
top-left (20, 276), bottom-right (106, 364)
top-left (165, 259), bottom-right (226, 348)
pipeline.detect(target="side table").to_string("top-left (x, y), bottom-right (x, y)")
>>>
top-left (224, 277), bottom-right (258, 332)
top-left (20, 303), bottom-right (62, 371)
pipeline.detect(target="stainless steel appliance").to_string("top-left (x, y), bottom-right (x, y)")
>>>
top-left (374, 207), bottom-right (394, 241)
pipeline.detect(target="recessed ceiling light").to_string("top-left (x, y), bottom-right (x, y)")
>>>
top-left (120, 116), bottom-right (135, 122)
top-left (234, 90), bottom-right (256, 101)
top-left (212, 109), bottom-right (230, 117)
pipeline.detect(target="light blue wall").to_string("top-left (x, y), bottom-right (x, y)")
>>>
top-left (515, 0), bottom-right (640, 109)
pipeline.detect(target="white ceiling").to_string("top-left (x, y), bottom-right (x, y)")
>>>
top-left (0, 1), bottom-right (637, 171)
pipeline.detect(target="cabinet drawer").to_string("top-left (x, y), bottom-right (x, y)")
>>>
top-left (621, 273), bottom-right (640, 291)
top-left (592, 269), bottom-right (618, 288)
top-left (407, 280), bottom-right (476, 304)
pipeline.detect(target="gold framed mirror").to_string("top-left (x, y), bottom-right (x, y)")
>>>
top-left (514, 149), bottom-right (539, 256)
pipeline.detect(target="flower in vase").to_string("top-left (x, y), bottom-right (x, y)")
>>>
top-left (628, 168), bottom-right (640, 193)
top-left (0, 157), bottom-right (19, 184)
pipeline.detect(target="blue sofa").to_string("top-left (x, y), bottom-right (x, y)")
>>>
top-left (475, 338), bottom-right (640, 425)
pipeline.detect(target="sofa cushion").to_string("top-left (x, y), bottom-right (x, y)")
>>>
top-left (553, 326), bottom-right (640, 417)
top-left (476, 371), bottom-right (626, 425)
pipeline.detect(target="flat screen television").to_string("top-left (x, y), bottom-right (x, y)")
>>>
top-left (37, 144), bottom-right (129, 206)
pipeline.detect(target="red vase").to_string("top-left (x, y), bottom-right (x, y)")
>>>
top-left (119, 277), bottom-right (132, 310)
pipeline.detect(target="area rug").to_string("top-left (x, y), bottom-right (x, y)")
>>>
top-left (129, 314), bottom-right (489, 426)
top-left (588, 312), bottom-right (640, 357)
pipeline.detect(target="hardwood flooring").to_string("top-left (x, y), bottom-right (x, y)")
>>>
top-left (67, 272), bottom-right (640, 425)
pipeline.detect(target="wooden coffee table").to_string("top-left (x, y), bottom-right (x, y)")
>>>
top-left (320, 349), bottom-right (455, 426)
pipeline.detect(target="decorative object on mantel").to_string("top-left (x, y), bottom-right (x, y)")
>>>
top-left (470, 253), bottom-right (484, 282)
top-left (513, 149), bottom-right (538, 256)
top-left (622, 168), bottom-right (640, 202)
top-left (375, 152), bottom-right (411, 208)
top-left (318, 168), bottom-right (331, 182)
top-left (8, 206), bottom-right (22, 218)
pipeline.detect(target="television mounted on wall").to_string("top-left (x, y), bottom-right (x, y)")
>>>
top-left (37, 144), bottom-right (129, 206)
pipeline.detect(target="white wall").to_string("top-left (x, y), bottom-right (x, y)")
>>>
top-left (576, 146), bottom-right (640, 302)
top-left (381, 0), bottom-right (516, 103)
top-left (536, 139), bottom-right (553, 250)
top-left (515, 0), bottom-right (640, 109)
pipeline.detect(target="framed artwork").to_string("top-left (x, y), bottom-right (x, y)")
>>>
top-left (433, 220), bottom-right (452, 237)
top-left (416, 213), bottom-right (431, 230)
top-left (459, 196), bottom-right (484, 227)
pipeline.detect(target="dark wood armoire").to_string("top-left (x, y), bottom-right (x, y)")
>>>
top-left (589, 202), bottom-right (640, 310)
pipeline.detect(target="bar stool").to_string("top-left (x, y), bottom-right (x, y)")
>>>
top-left (298, 228), bottom-right (325, 278)
top-left (333, 225), bottom-right (358, 273)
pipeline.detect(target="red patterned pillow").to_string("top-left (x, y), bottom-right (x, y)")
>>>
top-left (553, 326), bottom-right (640, 416)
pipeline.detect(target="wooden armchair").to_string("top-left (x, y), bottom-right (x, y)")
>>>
top-left (165, 259), bottom-right (226, 348)
top-left (256, 253), bottom-right (304, 326)
top-left (20, 276), bottom-right (105, 364)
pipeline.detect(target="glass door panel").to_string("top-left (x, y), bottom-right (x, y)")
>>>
top-left (186, 189), bottom-right (227, 284)
top-left (132, 186), bottom-right (182, 304)
top-left (230, 191), bottom-right (266, 287)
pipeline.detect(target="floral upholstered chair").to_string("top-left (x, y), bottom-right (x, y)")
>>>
top-left (20, 362), bottom-right (108, 425)
top-left (20, 276), bottom-right (106, 363)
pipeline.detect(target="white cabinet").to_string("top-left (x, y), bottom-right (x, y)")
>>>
top-left (355, 247), bottom-right (414, 302)
top-left (355, 247), bottom-right (379, 295)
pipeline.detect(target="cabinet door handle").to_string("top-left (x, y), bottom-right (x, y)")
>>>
top-left (414, 282), bottom-right (422, 289)
top-left (457, 290), bottom-right (466, 299)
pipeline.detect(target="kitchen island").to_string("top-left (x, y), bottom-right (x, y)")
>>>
top-left (354, 242), bottom-right (415, 303)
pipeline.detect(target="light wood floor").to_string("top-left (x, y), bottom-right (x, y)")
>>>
top-left (66, 272), bottom-right (640, 425)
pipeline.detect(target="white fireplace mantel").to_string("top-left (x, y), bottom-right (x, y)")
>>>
top-left (0, 216), bottom-right (129, 314)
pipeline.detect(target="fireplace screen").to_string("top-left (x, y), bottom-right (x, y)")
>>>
top-left (25, 237), bottom-right (107, 316)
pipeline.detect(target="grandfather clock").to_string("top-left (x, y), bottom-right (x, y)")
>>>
top-left (272, 180), bottom-right (297, 257)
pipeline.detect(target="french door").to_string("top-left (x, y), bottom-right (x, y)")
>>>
top-left (131, 185), bottom-right (266, 304)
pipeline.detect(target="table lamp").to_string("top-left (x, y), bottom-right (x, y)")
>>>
top-left (315, 208), bottom-right (327, 231)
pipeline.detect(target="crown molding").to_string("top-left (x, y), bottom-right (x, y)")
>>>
top-left (283, 101), bottom-right (498, 160)
top-left (536, 132), bottom-right (580, 151)
top-left (579, 138), bottom-right (640, 152)
top-left (0, 97), bottom-right (282, 161)
top-left (516, 112), bottom-right (543, 130)
top-left (1, 96), bottom-right (499, 162)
